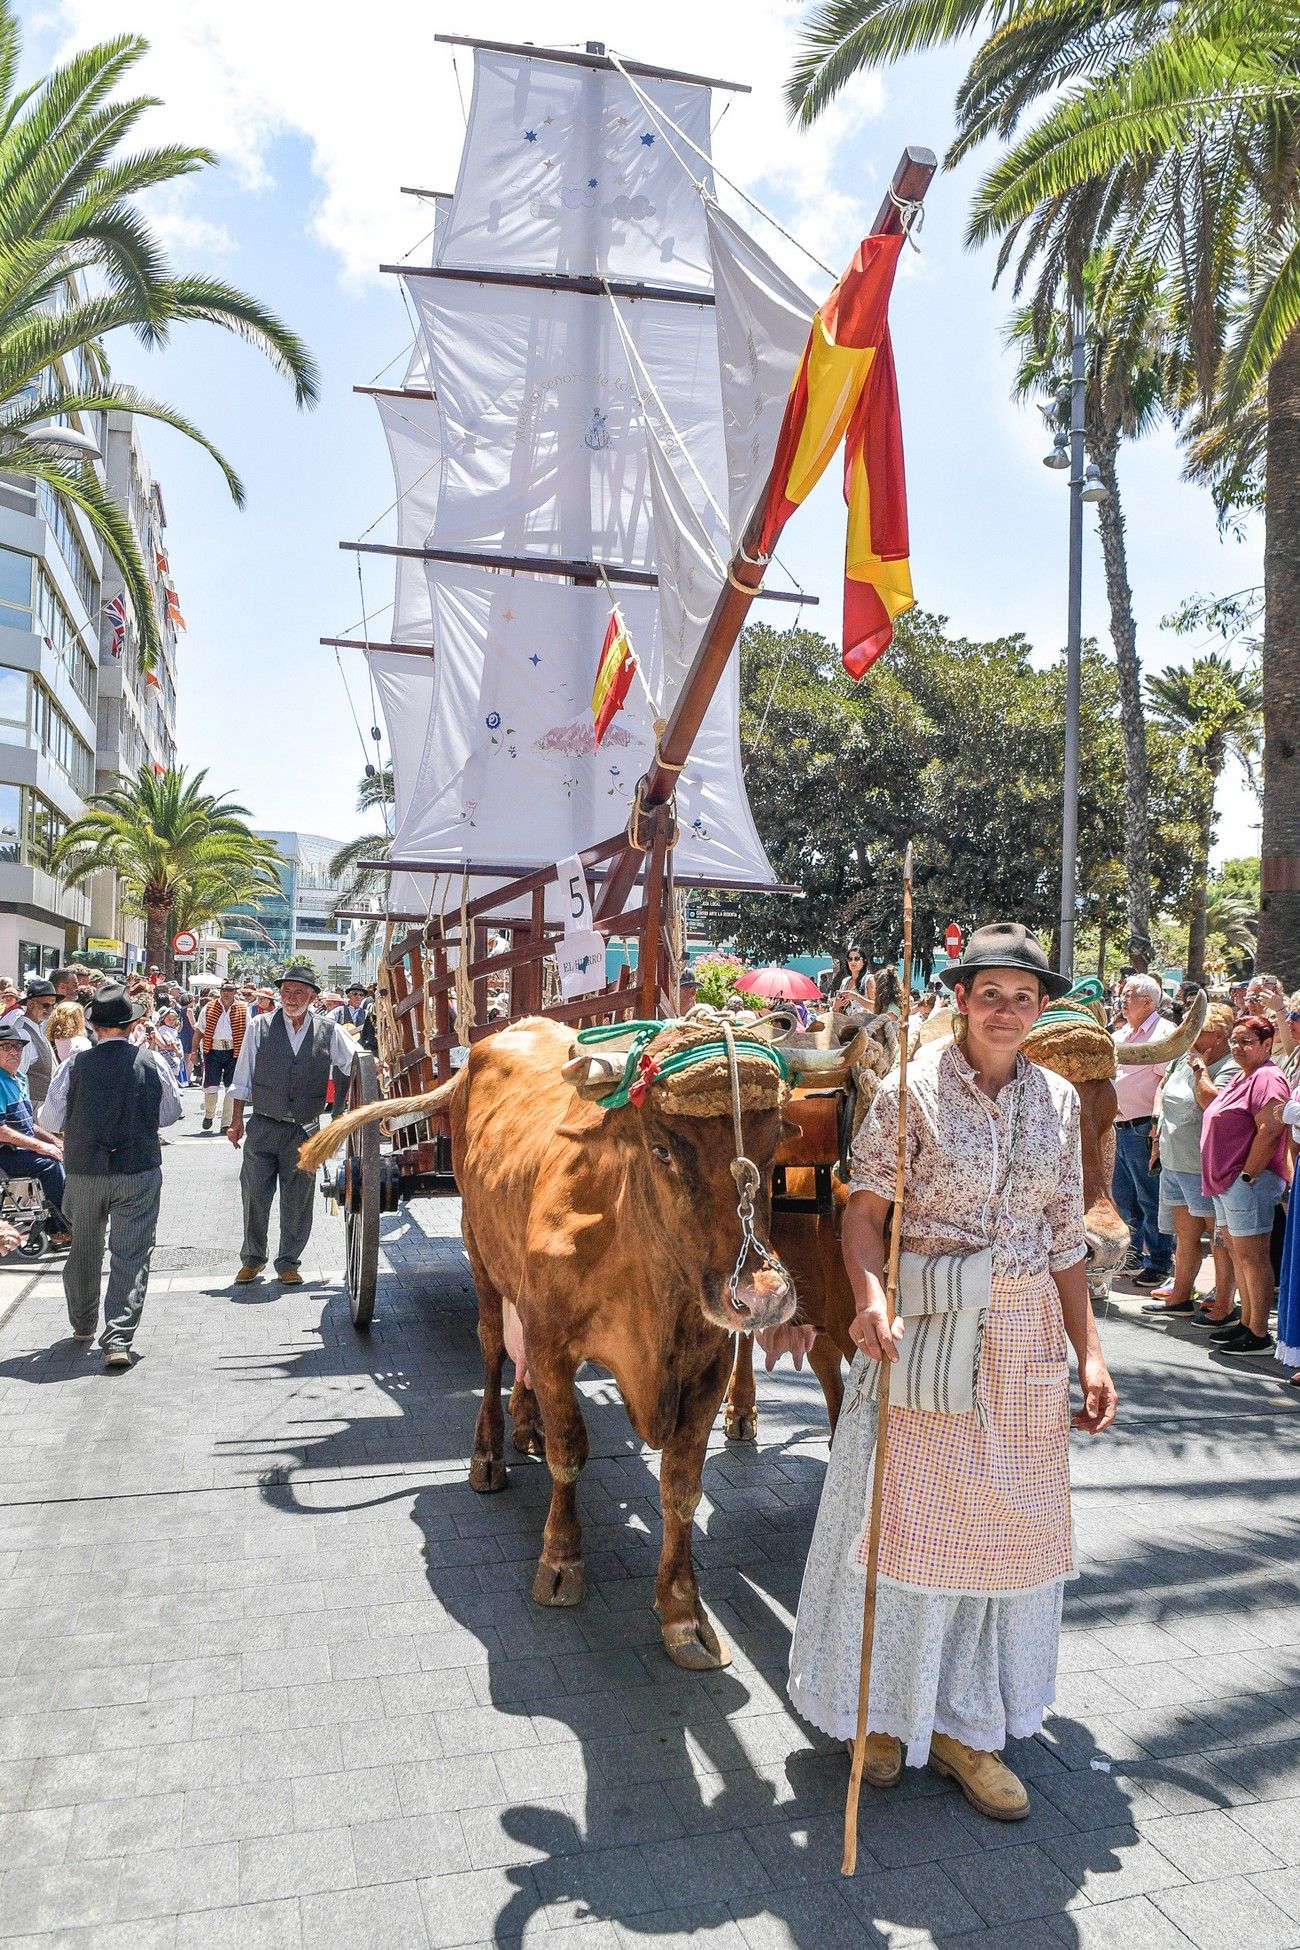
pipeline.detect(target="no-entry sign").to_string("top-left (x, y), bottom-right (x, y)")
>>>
top-left (172, 929), bottom-right (198, 958)
top-left (944, 923), bottom-right (963, 959)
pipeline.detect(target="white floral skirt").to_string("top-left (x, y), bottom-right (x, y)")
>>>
top-left (788, 1352), bottom-right (1066, 1765)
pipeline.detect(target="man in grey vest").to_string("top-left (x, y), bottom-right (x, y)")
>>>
top-left (227, 966), bottom-right (356, 1287)
top-left (14, 977), bottom-right (57, 1116)
top-left (40, 984), bottom-right (183, 1369)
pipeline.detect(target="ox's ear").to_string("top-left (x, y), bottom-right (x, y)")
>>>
top-left (561, 1051), bottom-right (625, 1100)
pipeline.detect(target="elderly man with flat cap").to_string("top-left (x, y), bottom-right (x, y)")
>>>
top-left (40, 984), bottom-right (183, 1367)
top-left (227, 966), bottom-right (357, 1287)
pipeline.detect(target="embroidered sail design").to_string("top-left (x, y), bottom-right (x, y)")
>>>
top-left (363, 40), bottom-right (820, 897)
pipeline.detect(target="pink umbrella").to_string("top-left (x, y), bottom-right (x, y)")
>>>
top-left (734, 964), bottom-right (823, 1004)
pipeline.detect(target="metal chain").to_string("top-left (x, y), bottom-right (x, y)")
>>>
top-left (720, 1018), bottom-right (786, 1315)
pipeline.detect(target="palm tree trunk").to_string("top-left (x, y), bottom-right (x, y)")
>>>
top-left (145, 902), bottom-right (169, 977)
top-left (1092, 433), bottom-right (1153, 969)
top-left (1185, 783), bottom-right (1215, 984)
top-left (1258, 326), bottom-right (1300, 987)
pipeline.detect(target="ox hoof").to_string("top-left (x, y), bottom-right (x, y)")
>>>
top-left (468, 1455), bottom-right (507, 1494)
top-left (512, 1425), bottom-right (546, 1458)
top-left (725, 1411), bottom-right (757, 1443)
top-left (532, 1559), bottom-right (585, 1607)
top-left (662, 1608), bottom-right (732, 1672)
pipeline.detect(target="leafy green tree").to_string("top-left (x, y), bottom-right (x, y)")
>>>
top-left (48, 765), bottom-right (282, 973)
top-left (732, 612), bottom-right (1198, 973)
top-left (0, 5), bottom-right (318, 667)
top-left (1144, 655), bottom-right (1263, 982)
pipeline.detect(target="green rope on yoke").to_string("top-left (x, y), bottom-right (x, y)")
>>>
top-left (575, 1018), bottom-right (790, 1110)
top-left (1035, 977), bottom-right (1107, 1032)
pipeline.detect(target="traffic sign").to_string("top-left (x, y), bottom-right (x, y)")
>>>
top-left (172, 929), bottom-right (198, 958)
top-left (944, 923), bottom-right (963, 959)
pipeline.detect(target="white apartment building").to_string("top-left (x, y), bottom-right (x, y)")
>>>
top-left (0, 387), bottom-right (181, 982)
top-left (88, 413), bottom-right (180, 973)
top-left (228, 831), bottom-right (357, 987)
top-left (0, 443), bottom-right (102, 981)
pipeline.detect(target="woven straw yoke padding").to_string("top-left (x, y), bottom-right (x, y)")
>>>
top-left (1021, 1016), bottom-right (1116, 1085)
top-left (639, 1020), bottom-right (789, 1120)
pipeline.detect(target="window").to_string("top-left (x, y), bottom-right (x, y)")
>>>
top-left (0, 667), bottom-right (27, 726)
top-left (30, 680), bottom-right (92, 794)
top-left (22, 788), bottom-right (68, 870)
top-left (0, 546), bottom-right (32, 617)
top-left (36, 484), bottom-right (98, 616)
top-left (0, 784), bottom-right (18, 863)
top-left (33, 566), bottom-right (95, 711)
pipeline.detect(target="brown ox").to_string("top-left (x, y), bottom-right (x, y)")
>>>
top-left (723, 992), bottom-right (1206, 1439)
top-left (306, 1016), bottom-right (796, 1670)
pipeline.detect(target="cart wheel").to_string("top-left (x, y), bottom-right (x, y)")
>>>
top-left (20, 1225), bottom-right (45, 1259)
top-left (343, 1050), bottom-right (381, 1329)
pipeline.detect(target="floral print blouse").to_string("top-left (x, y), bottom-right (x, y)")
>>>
top-left (849, 1041), bottom-right (1087, 1280)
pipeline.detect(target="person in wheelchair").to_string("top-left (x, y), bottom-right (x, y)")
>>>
top-left (0, 1024), bottom-right (70, 1249)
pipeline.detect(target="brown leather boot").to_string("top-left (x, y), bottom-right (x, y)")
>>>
top-left (843, 1732), bottom-right (904, 1788)
top-left (233, 1262), bottom-right (265, 1285)
top-left (929, 1733), bottom-right (1029, 1821)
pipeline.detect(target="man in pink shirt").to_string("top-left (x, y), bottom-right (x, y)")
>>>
top-left (1112, 973), bottom-right (1175, 1285)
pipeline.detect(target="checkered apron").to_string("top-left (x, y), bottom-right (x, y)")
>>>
top-left (854, 1268), bottom-right (1073, 1592)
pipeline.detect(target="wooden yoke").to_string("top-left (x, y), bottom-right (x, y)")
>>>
top-left (594, 146), bottom-right (937, 929)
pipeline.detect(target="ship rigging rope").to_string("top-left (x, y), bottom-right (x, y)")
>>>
top-left (606, 48), bottom-right (836, 281)
top-left (352, 555), bottom-right (393, 838)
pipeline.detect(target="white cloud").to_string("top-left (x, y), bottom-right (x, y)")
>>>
top-left (41, 1), bottom-right (886, 288)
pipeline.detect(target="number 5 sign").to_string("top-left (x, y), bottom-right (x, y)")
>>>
top-left (554, 854), bottom-right (604, 999)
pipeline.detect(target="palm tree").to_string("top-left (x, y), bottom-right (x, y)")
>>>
top-left (1006, 257), bottom-right (1170, 967)
top-left (331, 765), bottom-right (394, 956)
top-left (48, 765), bottom-right (282, 972)
top-left (0, 6), bottom-right (318, 666)
top-left (1203, 875), bottom-right (1258, 971)
top-left (1144, 655), bottom-right (1263, 981)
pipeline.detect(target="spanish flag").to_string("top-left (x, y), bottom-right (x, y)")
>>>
top-left (755, 232), bottom-right (913, 678)
top-left (591, 607), bottom-right (636, 746)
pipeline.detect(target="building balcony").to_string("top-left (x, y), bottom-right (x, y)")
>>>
top-left (0, 860), bottom-right (90, 929)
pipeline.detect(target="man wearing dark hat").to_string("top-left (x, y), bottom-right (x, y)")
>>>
top-left (39, 984), bottom-right (183, 1367)
top-left (12, 977), bottom-right (58, 1117)
top-left (227, 967), bottom-right (357, 1286)
top-left (0, 1022), bottom-right (71, 1246)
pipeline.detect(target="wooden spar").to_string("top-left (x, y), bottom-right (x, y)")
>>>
top-left (842, 842), bottom-right (913, 1876)
top-left (340, 543), bottom-right (814, 606)
top-left (339, 542), bottom-right (814, 605)
top-left (432, 32), bottom-right (752, 94)
top-left (358, 858), bottom-right (802, 897)
top-left (354, 384), bottom-right (434, 401)
top-left (342, 540), bottom-right (656, 588)
top-left (384, 263), bottom-right (715, 305)
top-left (320, 637), bottom-right (434, 656)
top-left (593, 144), bottom-right (937, 927)
top-left (400, 186), bottom-right (453, 199)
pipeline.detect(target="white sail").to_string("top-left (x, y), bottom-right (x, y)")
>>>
top-left (374, 395), bottom-right (442, 642)
top-left (405, 276), bottom-right (724, 570)
top-left (706, 200), bottom-right (816, 543)
top-left (357, 42), bottom-right (800, 907)
top-left (438, 49), bottom-right (715, 285)
top-left (383, 563), bottom-right (771, 884)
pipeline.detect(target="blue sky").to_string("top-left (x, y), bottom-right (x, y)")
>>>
top-left (25, 2), bottom-right (1262, 862)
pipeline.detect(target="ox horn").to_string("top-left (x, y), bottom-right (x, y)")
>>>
top-left (1117, 989), bottom-right (1209, 1065)
top-left (560, 1050), bottom-right (625, 1099)
top-left (748, 1008), bottom-right (800, 1046)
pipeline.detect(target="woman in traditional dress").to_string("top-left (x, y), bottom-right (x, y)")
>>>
top-left (786, 921), bottom-right (1118, 1822)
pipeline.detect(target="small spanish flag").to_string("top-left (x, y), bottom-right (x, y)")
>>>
top-left (591, 607), bottom-right (636, 747)
top-left (755, 231), bottom-right (912, 678)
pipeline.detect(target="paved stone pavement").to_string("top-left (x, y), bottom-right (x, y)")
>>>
top-left (1, 1115), bottom-right (1300, 1948)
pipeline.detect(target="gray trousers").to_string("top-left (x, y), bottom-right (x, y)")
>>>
top-left (240, 1113), bottom-right (316, 1273)
top-left (62, 1169), bottom-right (163, 1351)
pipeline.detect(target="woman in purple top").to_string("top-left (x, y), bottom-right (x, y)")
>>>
top-left (1200, 1015), bottom-right (1292, 1355)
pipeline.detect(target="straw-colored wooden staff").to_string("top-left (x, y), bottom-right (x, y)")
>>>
top-left (842, 841), bottom-right (914, 1877)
